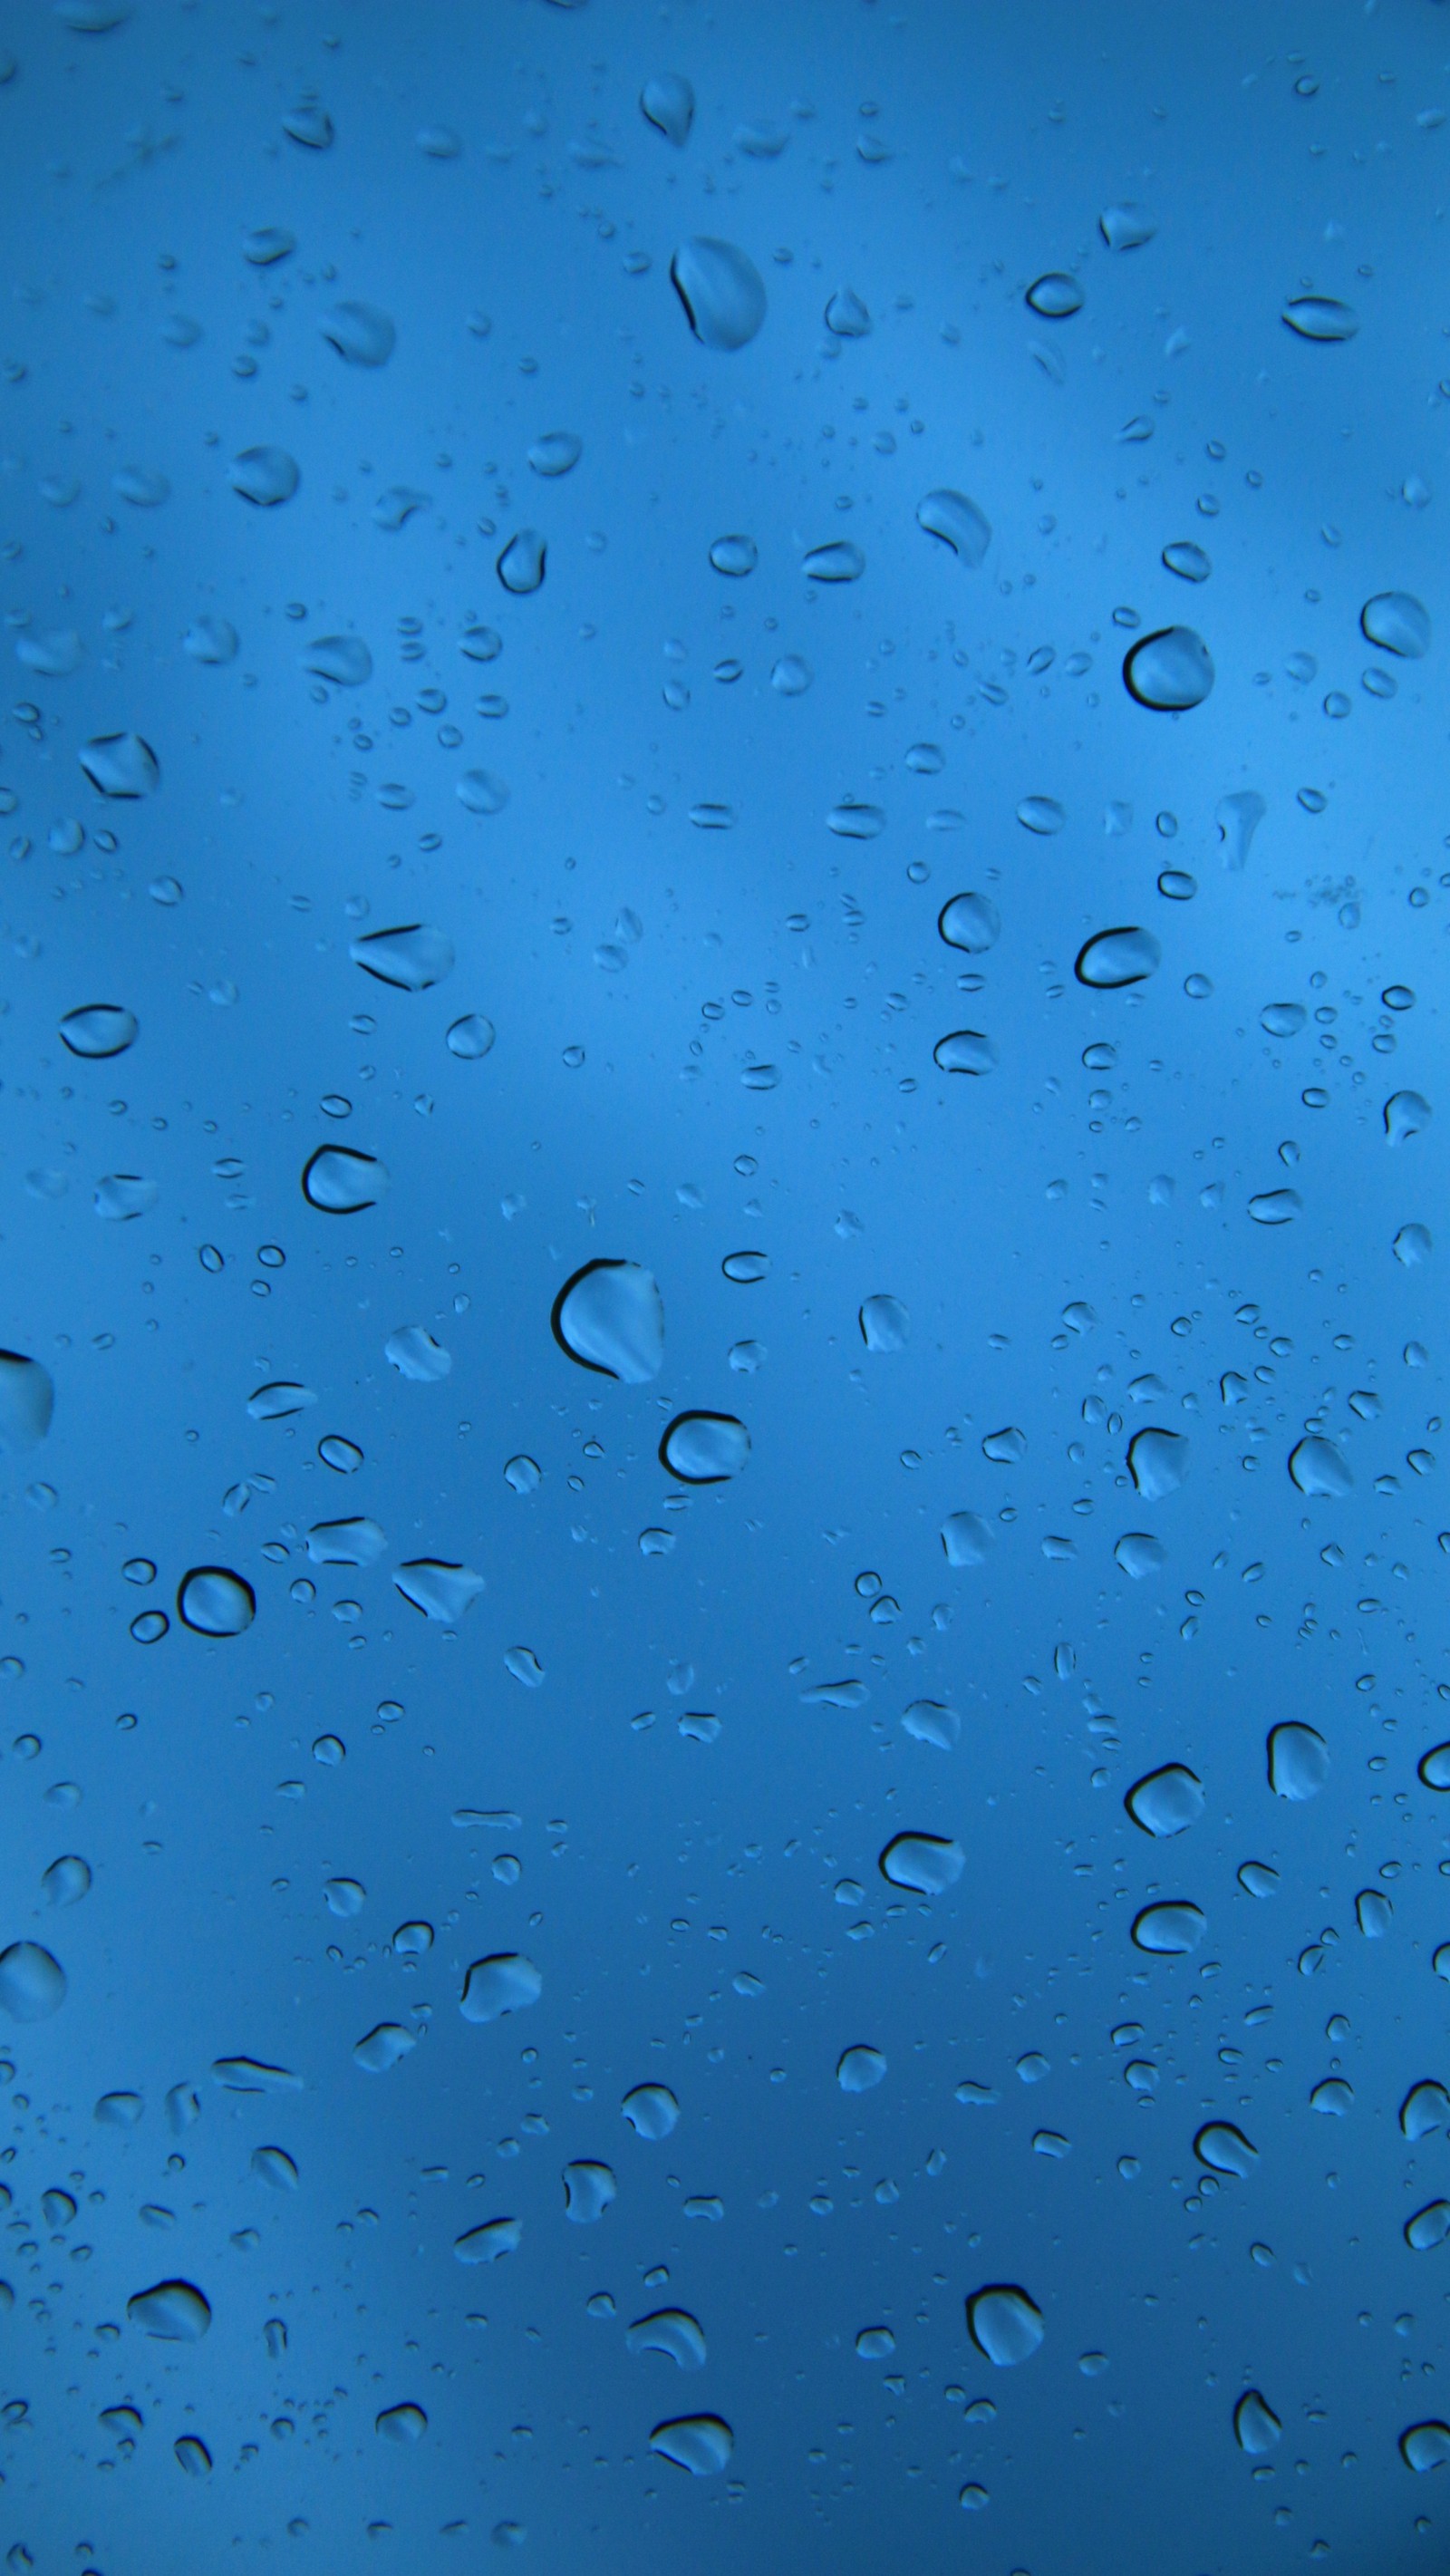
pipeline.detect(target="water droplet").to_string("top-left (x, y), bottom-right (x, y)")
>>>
top-left (247, 1381), bottom-right (315, 1422)
top-left (1267, 1721), bottom-right (1329, 1801)
top-left (1099, 203), bottom-right (1155, 250)
top-left (1016, 796), bottom-right (1065, 835)
top-left (879, 1833), bottom-right (964, 1895)
top-left (1196, 2121), bottom-right (1257, 2177)
top-left (324, 1880), bottom-right (365, 1919)
top-left (825, 286), bottom-right (872, 337)
top-left (350, 924), bottom-right (454, 992)
top-left (554, 1261), bottom-right (664, 1382)
top-left (1361, 592), bottom-right (1430, 658)
top-left (251, 2145), bottom-right (298, 2190)
top-left (180, 615), bottom-right (238, 666)
top-left (721, 1250), bottom-right (768, 1284)
top-left (563, 2160), bottom-right (617, 2221)
top-left (803, 541), bottom-right (865, 583)
top-left (641, 74), bottom-right (694, 145)
top-left (1126, 1765), bottom-right (1204, 1836)
top-left (772, 654), bottom-right (813, 693)
top-left (94, 1173), bottom-right (158, 1223)
top-left (459, 623), bottom-right (502, 663)
top-left (177, 1569), bottom-right (255, 1637)
top-left (1261, 1002), bottom-right (1305, 1038)
top-left (385, 1326), bottom-right (451, 1383)
top-left (1394, 1224), bottom-right (1432, 1267)
top-left (460, 1953), bottom-right (542, 2024)
top-left (1124, 626), bottom-right (1214, 710)
top-left (627, 2309), bottom-right (706, 2368)
top-left (1162, 540), bottom-right (1211, 582)
top-left (1248, 1189), bottom-right (1301, 1225)
top-left (1234, 2392), bottom-right (1281, 2455)
top-left (1407, 2202), bottom-right (1450, 2252)
top-left (394, 1560), bottom-right (484, 1622)
top-left (826, 799), bottom-right (885, 838)
top-left (966, 2285), bottom-right (1045, 2366)
top-left (916, 489), bottom-right (991, 568)
top-left (319, 1436), bottom-right (362, 1474)
top-left (376, 2403), bottom-right (426, 2442)
top-left (649, 2415), bottom-right (733, 2476)
top-left (1421, 1745), bottom-right (1450, 1791)
top-left (0, 1940), bottom-right (65, 2021)
top-left (1126, 1428), bottom-right (1188, 1499)
top-left (302, 1147), bottom-right (389, 1213)
top-left (17, 627), bottom-right (83, 675)
top-left (837, 2045), bottom-right (887, 2093)
top-left (859, 1295), bottom-right (910, 1352)
top-left (1025, 272), bottom-right (1083, 318)
top-left (1115, 1533), bottom-right (1166, 1578)
top-left (1404, 2083), bottom-right (1450, 2140)
top-left (79, 732), bottom-right (159, 799)
top-left (623, 2083), bottom-right (679, 2139)
top-left (938, 892), bottom-right (1000, 953)
top-left (902, 1700), bottom-right (960, 1751)
top-left (353, 2023), bottom-right (416, 2073)
top-left (670, 238), bottom-right (766, 350)
top-left (933, 1030), bottom-right (998, 1076)
top-left (229, 446), bottom-right (299, 507)
top-left (528, 431), bottom-right (582, 478)
top-left (1386, 1089), bottom-right (1432, 1146)
top-left (708, 533), bottom-right (758, 579)
top-left (0, 1354), bottom-right (53, 1455)
top-left (1076, 926), bottom-right (1161, 989)
top-left (1281, 295), bottom-right (1358, 342)
top-left (800, 1678), bottom-right (869, 1708)
top-left (303, 634), bottom-right (372, 686)
top-left (306, 1517), bottom-right (386, 1568)
top-left (1401, 2421), bottom-right (1450, 2472)
top-left (942, 1511), bottom-right (993, 1567)
top-left (445, 1013), bottom-right (495, 1061)
top-left (127, 2280), bottom-right (210, 2340)
top-left (1130, 1902), bottom-right (1205, 1954)
top-left (96, 2089), bottom-right (142, 2125)
top-left (1288, 1436), bottom-right (1351, 1498)
top-left (60, 1002), bottom-right (138, 1060)
top-left (454, 2215), bottom-right (521, 2263)
top-left (320, 301), bottom-right (394, 367)
top-left (661, 1412), bottom-right (749, 1482)
top-left (42, 1855), bottom-right (90, 1907)
top-left (497, 530), bottom-right (546, 594)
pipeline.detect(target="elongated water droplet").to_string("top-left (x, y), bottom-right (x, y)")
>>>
top-left (902, 1700), bottom-right (959, 1750)
top-left (350, 924), bottom-right (453, 991)
top-left (670, 238), bottom-right (766, 349)
top-left (251, 2145), bottom-right (298, 2190)
top-left (127, 2280), bottom-right (210, 2339)
top-left (306, 1516), bottom-right (386, 1567)
top-left (880, 1833), bottom-right (963, 1894)
top-left (641, 74), bottom-right (693, 145)
top-left (42, 1855), bottom-right (90, 1907)
top-left (803, 540), bottom-right (865, 583)
top-left (80, 733), bottom-right (159, 798)
top-left (497, 530), bottom-right (546, 594)
top-left (1234, 2392), bottom-right (1281, 2455)
top-left (302, 1147), bottom-right (389, 1213)
top-left (394, 1560), bottom-right (484, 1622)
top-left (304, 634), bottom-right (372, 685)
top-left (0, 1354), bottom-right (53, 1452)
top-left (916, 489), bottom-right (991, 567)
top-left (661, 1412), bottom-right (749, 1482)
top-left (1163, 540), bottom-right (1211, 581)
top-left (627, 2309), bottom-right (705, 2368)
top-left (1130, 1901), bottom-right (1204, 1954)
top-left (60, 1002), bottom-right (138, 1058)
top-left (934, 1030), bottom-right (998, 1076)
top-left (454, 2215), bottom-right (521, 2263)
top-left (1076, 926), bottom-right (1161, 989)
top-left (1196, 2121), bottom-right (1256, 2177)
top-left (1281, 295), bottom-right (1358, 342)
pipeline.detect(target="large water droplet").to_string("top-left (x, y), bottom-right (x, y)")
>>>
top-left (79, 733), bottom-right (159, 799)
top-left (967, 2285), bottom-right (1045, 2366)
top-left (1406, 2203), bottom-right (1450, 2252)
top-left (879, 1833), bottom-right (964, 1895)
top-left (394, 1560), bottom-right (484, 1622)
top-left (825, 286), bottom-right (872, 336)
top-left (350, 925), bottom-right (453, 991)
top-left (837, 2045), bottom-right (887, 2093)
top-left (302, 1147), bottom-right (389, 1213)
top-left (18, 627), bottom-right (83, 675)
top-left (859, 1294), bottom-right (910, 1351)
top-left (1386, 1089), bottom-right (1432, 1146)
top-left (0, 1354), bottom-right (53, 1453)
top-left (178, 1568), bottom-right (255, 1636)
top-left (1123, 626), bottom-right (1213, 710)
top-left (938, 892), bottom-right (1000, 953)
top-left (60, 1002), bottom-right (138, 1058)
top-left (353, 2024), bottom-right (416, 2073)
top-left (42, 1855), bottom-right (90, 1907)
top-left (0, 1941), bottom-right (65, 2020)
top-left (376, 2403), bottom-right (426, 2442)
top-left (1076, 926), bottom-right (1161, 989)
top-left (649, 2416), bottom-right (733, 2475)
top-left (229, 446), bottom-right (299, 506)
top-left (1267, 1722), bottom-right (1329, 1801)
top-left (1196, 2121), bottom-right (1257, 2177)
top-left (1099, 203), bottom-right (1155, 250)
top-left (95, 1174), bottom-right (158, 1222)
top-left (1025, 272), bottom-right (1083, 317)
top-left (1419, 1745), bottom-right (1450, 1791)
top-left (641, 74), bottom-right (694, 145)
top-left (942, 1511), bottom-right (993, 1567)
top-left (304, 634), bottom-right (372, 685)
top-left (554, 1261), bottom-right (664, 1382)
top-left (1248, 1188), bottom-right (1300, 1226)
top-left (661, 1412), bottom-right (749, 1482)
top-left (247, 1381), bottom-right (315, 1420)
top-left (563, 2160), bottom-right (616, 2221)
top-left (184, 616), bottom-right (238, 665)
top-left (1130, 1902), bottom-right (1204, 1954)
top-left (902, 1699), bottom-right (959, 1750)
top-left (127, 2280), bottom-right (210, 2340)
top-left (385, 1326), bottom-right (450, 1384)
top-left (916, 489), bottom-right (991, 567)
top-left (1361, 591), bottom-right (1430, 658)
top-left (321, 301), bottom-right (394, 366)
top-left (1288, 1436), bottom-right (1351, 1497)
top-left (1126, 1765), bottom-right (1204, 1837)
top-left (1281, 295), bottom-right (1358, 342)
top-left (528, 430), bottom-right (582, 478)
top-left (623, 2083), bottom-right (680, 2139)
top-left (1127, 1428), bottom-right (1188, 1498)
top-left (670, 238), bottom-right (766, 349)
top-left (627, 2309), bottom-right (705, 2368)
top-left (1402, 2083), bottom-right (1450, 2140)
top-left (460, 1953), bottom-right (542, 2024)
top-left (1162, 540), bottom-right (1211, 582)
top-left (251, 2145), bottom-right (298, 2190)
top-left (933, 1030), bottom-right (998, 1076)
top-left (1402, 2421), bottom-right (1450, 2473)
top-left (306, 1516), bottom-right (386, 1567)
top-left (1234, 2392), bottom-right (1281, 2455)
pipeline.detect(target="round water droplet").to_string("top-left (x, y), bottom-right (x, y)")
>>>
top-left (1288, 1436), bottom-right (1351, 1497)
top-left (302, 1147), bottom-right (388, 1214)
top-left (497, 531), bottom-right (546, 595)
top-left (670, 238), bottom-right (766, 350)
top-left (229, 446), bottom-right (299, 507)
top-left (79, 733), bottom-right (159, 799)
top-left (879, 1833), bottom-right (964, 1895)
top-left (0, 1941), bottom-right (65, 2020)
top-left (967, 2285), bottom-right (1045, 2367)
top-left (859, 1294), bottom-right (910, 1352)
top-left (641, 73), bottom-right (694, 145)
top-left (318, 1436), bottom-right (362, 1474)
top-left (802, 540), bottom-right (864, 583)
top-left (554, 1261), bottom-right (664, 1383)
top-left (563, 2160), bottom-right (617, 2222)
top-left (623, 2083), bottom-right (680, 2139)
top-left (1360, 591), bottom-right (1430, 658)
top-left (1402, 2421), bottom-right (1450, 2473)
top-left (1196, 2121), bottom-right (1257, 2177)
top-left (1124, 626), bottom-right (1214, 711)
top-left (1127, 1428), bottom-right (1188, 1499)
top-left (1281, 295), bottom-right (1358, 342)
top-left (1126, 1765), bottom-right (1204, 1837)
top-left (1234, 2391), bottom-right (1281, 2455)
top-left (933, 1030), bottom-right (998, 1076)
top-left (1016, 796), bottom-right (1064, 835)
top-left (1076, 926), bottom-right (1161, 989)
top-left (459, 624), bottom-right (502, 663)
top-left (627, 2308), bottom-right (706, 2368)
top-left (661, 1412), bottom-right (749, 1483)
top-left (1267, 1722), bottom-right (1329, 1801)
top-left (528, 431), bottom-right (582, 478)
top-left (1099, 202), bottom-right (1155, 250)
top-left (938, 892), bottom-right (1000, 953)
top-left (444, 1013), bottom-right (495, 1062)
top-left (649, 2415), bottom-right (733, 2476)
top-left (178, 1568), bottom-right (255, 1637)
top-left (459, 1953), bottom-right (542, 2024)
top-left (916, 489), bottom-right (991, 567)
top-left (0, 1353), bottom-right (54, 1454)
top-left (1163, 540), bottom-right (1211, 582)
top-left (1130, 1902), bottom-right (1205, 1955)
top-left (1026, 272), bottom-right (1083, 318)
top-left (942, 1511), bottom-right (992, 1567)
top-left (837, 2045), bottom-right (886, 2094)
top-left (127, 2279), bottom-right (210, 2340)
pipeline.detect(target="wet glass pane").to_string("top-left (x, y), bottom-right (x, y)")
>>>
top-left (0, 2), bottom-right (1444, 2566)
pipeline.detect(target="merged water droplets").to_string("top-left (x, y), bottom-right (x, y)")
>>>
top-left (670, 238), bottom-right (767, 350)
top-left (1123, 626), bottom-right (1214, 710)
top-left (554, 1261), bottom-right (664, 1383)
top-left (562, 2160), bottom-right (616, 2222)
top-left (1195, 2122), bottom-right (1257, 2178)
